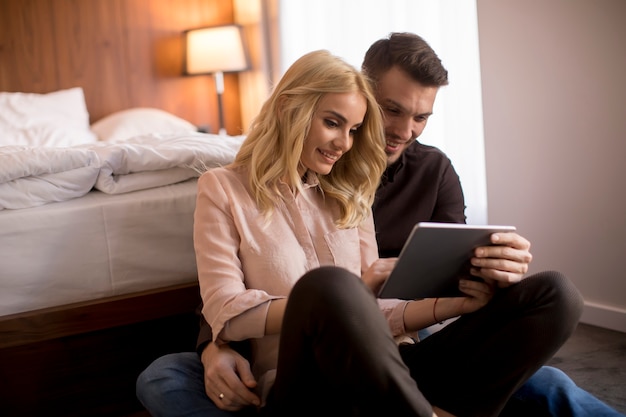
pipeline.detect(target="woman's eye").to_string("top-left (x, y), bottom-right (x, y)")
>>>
top-left (325, 119), bottom-right (339, 128)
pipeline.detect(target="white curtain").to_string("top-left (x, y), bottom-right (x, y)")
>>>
top-left (276, 0), bottom-right (487, 224)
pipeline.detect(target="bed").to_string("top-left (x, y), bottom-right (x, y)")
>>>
top-left (0, 1), bottom-right (263, 414)
top-left (0, 85), bottom-right (247, 416)
top-left (0, 0), bottom-right (267, 413)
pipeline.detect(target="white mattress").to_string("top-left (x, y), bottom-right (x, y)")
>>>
top-left (0, 179), bottom-right (199, 316)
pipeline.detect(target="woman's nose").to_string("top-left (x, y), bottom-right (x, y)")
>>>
top-left (334, 129), bottom-right (353, 150)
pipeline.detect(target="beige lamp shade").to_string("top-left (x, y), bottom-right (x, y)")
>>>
top-left (184, 25), bottom-right (249, 75)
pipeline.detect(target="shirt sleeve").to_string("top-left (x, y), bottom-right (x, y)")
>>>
top-left (195, 304), bottom-right (212, 354)
top-left (194, 169), bottom-right (278, 345)
top-left (359, 211), bottom-right (380, 271)
top-left (431, 157), bottom-right (467, 224)
top-left (377, 298), bottom-right (411, 336)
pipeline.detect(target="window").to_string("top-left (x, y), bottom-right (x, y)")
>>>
top-left (276, 0), bottom-right (487, 224)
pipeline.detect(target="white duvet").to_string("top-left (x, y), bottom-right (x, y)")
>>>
top-left (0, 132), bottom-right (245, 210)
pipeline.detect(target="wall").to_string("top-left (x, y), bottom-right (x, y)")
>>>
top-left (0, 0), bottom-right (245, 134)
top-left (233, 0), bottom-right (275, 132)
top-left (477, 0), bottom-right (626, 332)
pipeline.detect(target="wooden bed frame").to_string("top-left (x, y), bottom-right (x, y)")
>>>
top-left (0, 0), bottom-right (264, 415)
top-left (0, 283), bottom-right (201, 416)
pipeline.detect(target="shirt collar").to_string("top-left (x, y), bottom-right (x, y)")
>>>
top-left (301, 170), bottom-right (320, 189)
top-left (382, 154), bottom-right (405, 185)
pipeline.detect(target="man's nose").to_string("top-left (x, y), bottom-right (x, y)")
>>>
top-left (393, 118), bottom-right (417, 142)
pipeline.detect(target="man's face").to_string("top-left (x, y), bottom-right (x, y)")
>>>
top-left (376, 66), bottom-right (439, 165)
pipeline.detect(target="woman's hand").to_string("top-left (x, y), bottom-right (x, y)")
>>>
top-left (415, 278), bottom-right (495, 330)
top-left (362, 257), bottom-right (397, 295)
top-left (403, 276), bottom-right (495, 331)
top-left (454, 277), bottom-right (495, 314)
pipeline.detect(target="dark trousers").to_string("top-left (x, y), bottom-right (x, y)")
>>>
top-left (265, 266), bottom-right (583, 417)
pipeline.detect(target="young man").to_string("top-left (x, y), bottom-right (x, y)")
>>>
top-left (136, 33), bottom-right (622, 417)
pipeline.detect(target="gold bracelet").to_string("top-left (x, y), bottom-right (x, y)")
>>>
top-left (433, 297), bottom-right (443, 324)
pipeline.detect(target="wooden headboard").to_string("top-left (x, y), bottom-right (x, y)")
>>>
top-left (0, 0), bottom-right (248, 134)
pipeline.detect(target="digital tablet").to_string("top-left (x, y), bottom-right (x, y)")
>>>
top-left (377, 222), bottom-right (517, 300)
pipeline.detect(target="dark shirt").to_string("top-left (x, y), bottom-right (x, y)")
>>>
top-left (195, 140), bottom-right (466, 352)
top-left (374, 140), bottom-right (466, 258)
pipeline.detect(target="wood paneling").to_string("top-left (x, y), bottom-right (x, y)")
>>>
top-left (234, 0), bottom-right (273, 132)
top-left (0, 0), bottom-right (246, 134)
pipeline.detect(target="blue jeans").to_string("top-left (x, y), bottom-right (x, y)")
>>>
top-left (500, 367), bottom-right (624, 417)
top-left (136, 352), bottom-right (254, 417)
top-left (136, 352), bottom-right (624, 417)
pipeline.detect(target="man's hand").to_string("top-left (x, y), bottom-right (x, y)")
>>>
top-left (470, 232), bottom-right (532, 287)
top-left (201, 342), bottom-right (261, 411)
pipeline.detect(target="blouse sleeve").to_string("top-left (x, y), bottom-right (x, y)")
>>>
top-left (194, 169), bottom-right (279, 344)
top-left (359, 211), bottom-right (380, 272)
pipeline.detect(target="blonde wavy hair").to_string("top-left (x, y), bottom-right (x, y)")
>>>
top-left (232, 50), bottom-right (386, 229)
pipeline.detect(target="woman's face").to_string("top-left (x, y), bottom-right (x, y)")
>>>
top-left (300, 92), bottom-right (366, 176)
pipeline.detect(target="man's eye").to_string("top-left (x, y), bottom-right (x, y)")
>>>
top-left (385, 107), bottom-right (401, 115)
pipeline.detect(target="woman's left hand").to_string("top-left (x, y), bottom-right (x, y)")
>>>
top-left (362, 258), bottom-right (397, 295)
top-left (455, 277), bottom-right (496, 314)
top-left (428, 278), bottom-right (495, 327)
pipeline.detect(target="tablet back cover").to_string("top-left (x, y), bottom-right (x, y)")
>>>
top-left (378, 222), bottom-right (516, 300)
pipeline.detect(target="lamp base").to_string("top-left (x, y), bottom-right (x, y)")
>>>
top-left (215, 72), bottom-right (227, 137)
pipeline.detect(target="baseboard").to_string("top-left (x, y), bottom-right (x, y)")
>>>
top-left (424, 303), bottom-right (626, 335)
top-left (580, 301), bottom-right (626, 333)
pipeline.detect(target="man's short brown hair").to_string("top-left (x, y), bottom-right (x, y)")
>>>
top-left (362, 32), bottom-right (449, 88)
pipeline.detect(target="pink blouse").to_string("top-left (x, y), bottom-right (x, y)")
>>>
top-left (194, 165), bottom-right (408, 399)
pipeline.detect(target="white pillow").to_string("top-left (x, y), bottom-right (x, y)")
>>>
top-left (91, 107), bottom-right (198, 142)
top-left (0, 87), bottom-right (98, 147)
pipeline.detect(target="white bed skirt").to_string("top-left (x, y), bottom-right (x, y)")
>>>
top-left (0, 179), bottom-right (199, 316)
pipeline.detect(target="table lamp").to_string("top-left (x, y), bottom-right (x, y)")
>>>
top-left (184, 24), bottom-right (250, 135)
